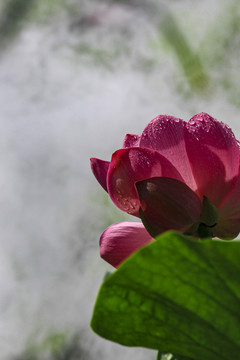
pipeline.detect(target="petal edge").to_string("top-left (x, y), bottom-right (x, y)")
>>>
top-left (100, 222), bottom-right (153, 267)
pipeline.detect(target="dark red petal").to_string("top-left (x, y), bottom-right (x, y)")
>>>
top-left (136, 177), bottom-right (202, 237)
top-left (214, 219), bottom-right (240, 240)
top-left (90, 158), bottom-right (110, 192)
top-left (100, 222), bottom-right (153, 268)
top-left (107, 147), bottom-right (183, 216)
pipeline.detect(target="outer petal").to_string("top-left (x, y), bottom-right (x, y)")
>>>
top-left (100, 222), bottom-right (153, 268)
top-left (185, 113), bottom-right (240, 206)
top-left (90, 158), bottom-right (110, 192)
top-left (107, 147), bottom-right (183, 216)
top-left (214, 167), bottom-right (240, 239)
top-left (140, 115), bottom-right (197, 191)
top-left (136, 177), bottom-right (202, 237)
top-left (122, 134), bottom-right (141, 148)
top-left (218, 166), bottom-right (240, 219)
top-left (213, 219), bottom-right (240, 240)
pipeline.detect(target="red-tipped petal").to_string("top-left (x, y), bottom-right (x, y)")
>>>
top-left (140, 115), bottom-right (197, 191)
top-left (136, 177), bottom-right (202, 238)
top-left (90, 158), bottom-right (110, 192)
top-left (122, 134), bottom-right (141, 148)
top-left (107, 147), bottom-right (183, 216)
top-left (100, 222), bottom-right (153, 267)
top-left (185, 113), bottom-right (240, 206)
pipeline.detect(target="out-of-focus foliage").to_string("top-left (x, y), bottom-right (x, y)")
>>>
top-left (1, 0), bottom-right (240, 107)
top-left (201, 2), bottom-right (240, 107)
top-left (0, 0), bottom-right (37, 47)
top-left (12, 333), bottom-right (88, 360)
top-left (159, 11), bottom-right (209, 94)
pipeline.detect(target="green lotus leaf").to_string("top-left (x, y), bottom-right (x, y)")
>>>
top-left (91, 231), bottom-right (240, 360)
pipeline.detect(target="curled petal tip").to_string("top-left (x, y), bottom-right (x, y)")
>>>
top-left (90, 157), bottom-right (110, 192)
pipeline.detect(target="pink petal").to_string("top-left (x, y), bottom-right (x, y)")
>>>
top-left (100, 222), bottom-right (153, 267)
top-left (185, 113), bottom-right (240, 206)
top-left (107, 147), bottom-right (183, 216)
top-left (90, 158), bottom-right (110, 192)
top-left (136, 177), bottom-right (202, 237)
top-left (140, 115), bottom-right (197, 191)
top-left (122, 134), bottom-right (141, 148)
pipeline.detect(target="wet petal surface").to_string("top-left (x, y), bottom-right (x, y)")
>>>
top-left (140, 115), bottom-right (197, 191)
top-left (185, 113), bottom-right (240, 206)
top-left (107, 147), bottom-right (183, 216)
top-left (122, 134), bottom-right (141, 148)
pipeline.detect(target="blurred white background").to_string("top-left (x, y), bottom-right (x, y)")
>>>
top-left (0, 0), bottom-right (240, 358)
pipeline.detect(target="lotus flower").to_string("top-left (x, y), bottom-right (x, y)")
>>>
top-left (91, 113), bottom-right (240, 267)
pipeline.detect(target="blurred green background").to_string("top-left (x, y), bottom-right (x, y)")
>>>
top-left (0, 0), bottom-right (240, 359)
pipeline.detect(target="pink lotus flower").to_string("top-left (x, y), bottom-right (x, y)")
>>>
top-left (91, 113), bottom-right (240, 267)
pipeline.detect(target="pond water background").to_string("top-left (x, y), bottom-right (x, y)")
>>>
top-left (0, 0), bottom-right (240, 359)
